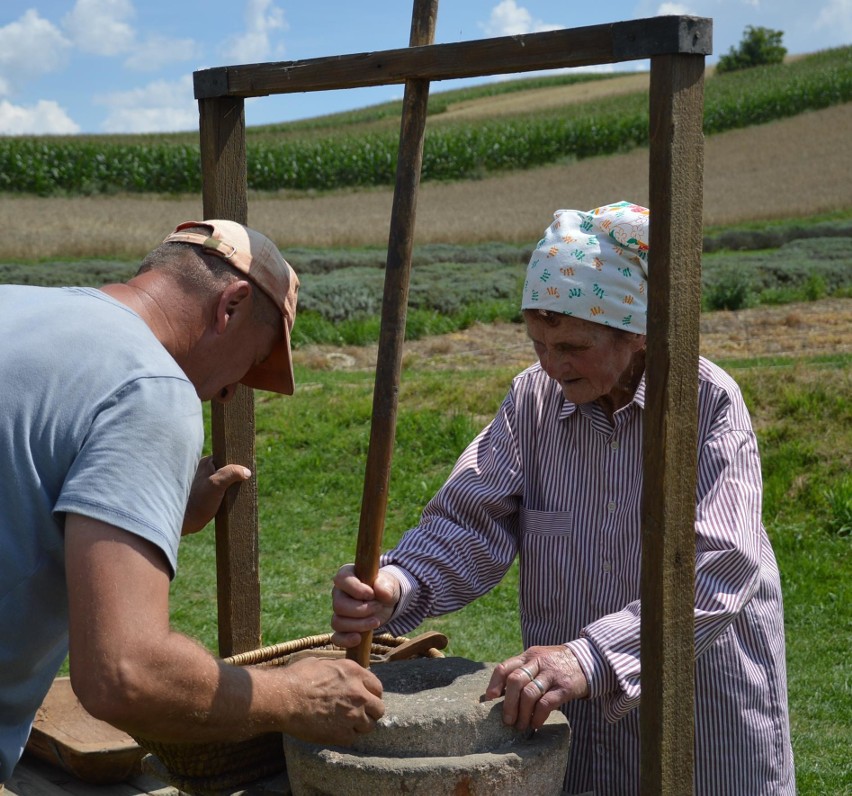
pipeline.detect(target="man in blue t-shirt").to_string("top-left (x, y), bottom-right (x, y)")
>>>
top-left (0, 220), bottom-right (384, 784)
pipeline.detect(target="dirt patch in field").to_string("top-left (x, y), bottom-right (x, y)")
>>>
top-left (294, 298), bottom-right (852, 373)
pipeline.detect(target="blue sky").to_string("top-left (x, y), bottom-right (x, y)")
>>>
top-left (1, 0), bottom-right (849, 135)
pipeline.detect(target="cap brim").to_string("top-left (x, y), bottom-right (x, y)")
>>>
top-left (240, 318), bottom-right (294, 395)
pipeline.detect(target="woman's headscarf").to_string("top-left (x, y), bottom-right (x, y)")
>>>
top-left (522, 200), bottom-right (650, 334)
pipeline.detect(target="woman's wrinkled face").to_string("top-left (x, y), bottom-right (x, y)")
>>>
top-left (524, 311), bottom-right (646, 410)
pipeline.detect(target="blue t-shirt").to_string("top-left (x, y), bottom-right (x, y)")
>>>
top-left (0, 285), bottom-right (203, 780)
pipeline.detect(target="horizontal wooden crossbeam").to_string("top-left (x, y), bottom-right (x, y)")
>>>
top-left (194, 15), bottom-right (711, 99)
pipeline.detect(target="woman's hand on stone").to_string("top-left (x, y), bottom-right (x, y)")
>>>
top-left (484, 645), bottom-right (590, 731)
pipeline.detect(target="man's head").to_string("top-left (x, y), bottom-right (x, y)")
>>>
top-left (146, 220), bottom-right (299, 396)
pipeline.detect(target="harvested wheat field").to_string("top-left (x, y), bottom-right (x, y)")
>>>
top-left (2, 102), bottom-right (851, 261)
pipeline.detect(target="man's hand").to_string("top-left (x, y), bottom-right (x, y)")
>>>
top-left (483, 645), bottom-right (590, 732)
top-left (277, 657), bottom-right (384, 746)
top-left (182, 455), bottom-right (251, 535)
top-left (64, 514), bottom-right (383, 745)
top-left (330, 564), bottom-right (400, 648)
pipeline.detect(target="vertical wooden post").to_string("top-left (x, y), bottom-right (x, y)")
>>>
top-left (348, 0), bottom-right (439, 667)
top-left (198, 96), bottom-right (262, 657)
top-left (641, 53), bottom-right (705, 795)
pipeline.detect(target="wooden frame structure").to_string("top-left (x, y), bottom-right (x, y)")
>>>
top-left (195, 5), bottom-right (710, 793)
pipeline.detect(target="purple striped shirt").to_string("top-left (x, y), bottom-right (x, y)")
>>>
top-left (381, 357), bottom-right (794, 795)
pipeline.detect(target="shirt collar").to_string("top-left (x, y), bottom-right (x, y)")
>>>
top-left (556, 372), bottom-right (647, 421)
top-left (633, 373), bottom-right (646, 409)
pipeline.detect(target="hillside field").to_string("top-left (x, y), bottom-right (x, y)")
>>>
top-left (2, 96), bottom-right (850, 260)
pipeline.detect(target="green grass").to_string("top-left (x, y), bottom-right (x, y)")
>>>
top-left (720, 356), bottom-right (851, 791)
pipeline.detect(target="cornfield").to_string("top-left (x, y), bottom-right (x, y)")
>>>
top-left (0, 45), bottom-right (848, 196)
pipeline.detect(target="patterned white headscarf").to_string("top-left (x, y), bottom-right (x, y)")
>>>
top-left (522, 200), bottom-right (650, 334)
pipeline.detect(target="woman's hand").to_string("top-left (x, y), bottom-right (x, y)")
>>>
top-left (330, 564), bottom-right (401, 648)
top-left (484, 645), bottom-right (590, 732)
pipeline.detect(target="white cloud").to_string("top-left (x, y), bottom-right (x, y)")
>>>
top-left (123, 35), bottom-right (201, 72)
top-left (0, 10), bottom-right (71, 96)
top-left (63, 0), bottom-right (136, 57)
top-left (223, 0), bottom-right (288, 64)
top-left (480, 0), bottom-right (563, 37)
top-left (95, 74), bottom-right (197, 133)
top-left (814, 0), bottom-right (852, 38)
top-left (656, 3), bottom-right (697, 14)
top-left (0, 99), bottom-right (80, 135)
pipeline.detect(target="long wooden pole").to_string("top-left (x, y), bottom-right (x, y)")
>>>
top-left (347, 0), bottom-right (439, 667)
top-left (198, 96), bottom-right (262, 658)
top-left (641, 52), bottom-right (705, 795)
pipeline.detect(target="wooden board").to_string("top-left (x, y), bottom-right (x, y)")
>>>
top-left (24, 678), bottom-right (144, 785)
top-left (4, 752), bottom-right (178, 796)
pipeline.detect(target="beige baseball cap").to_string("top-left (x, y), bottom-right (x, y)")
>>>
top-left (164, 219), bottom-right (299, 394)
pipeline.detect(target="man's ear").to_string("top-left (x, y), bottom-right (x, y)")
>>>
top-left (215, 280), bottom-right (252, 334)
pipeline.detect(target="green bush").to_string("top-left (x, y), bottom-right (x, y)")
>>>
top-left (0, 260), bottom-right (138, 287)
top-left (703, 219), bottom-right (852, 252)
top-left (717, 26), bottom-right (787, 74)
top-left (294, 258), bottom-right (525, 322)
top-left (702, 237), bottom-right (852, 307)
top-left (284, 242), bottom-right (529, 277)
top-left (702, 265), bottom-right (755, 311)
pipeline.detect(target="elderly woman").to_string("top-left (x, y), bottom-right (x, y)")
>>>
top-left (331, 201), bottom-right (794, 795)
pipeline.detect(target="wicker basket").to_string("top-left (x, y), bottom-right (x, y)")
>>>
top-left (134, 632), bottom-right (444, 796)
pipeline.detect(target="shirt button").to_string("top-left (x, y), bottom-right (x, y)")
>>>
top-left (602, 560), bottom-right (612, 572)
top-left (607, 501), bottom-right (616, 512)
top-left (596, 744), bottom-right (605, 756)
top-left (610, 440), bottom-right (619, 450)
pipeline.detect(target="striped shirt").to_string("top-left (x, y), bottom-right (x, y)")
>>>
top-left (381, 357), bottom-right (794, 795)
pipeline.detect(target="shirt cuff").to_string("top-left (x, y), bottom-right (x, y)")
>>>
top-left (379, 564), bottom-right (419, 623)
top-left (565, 638), bottom-right (618, 699)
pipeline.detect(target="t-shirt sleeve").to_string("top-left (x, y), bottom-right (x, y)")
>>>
top-left (55, 375), bottom-right (203, 577)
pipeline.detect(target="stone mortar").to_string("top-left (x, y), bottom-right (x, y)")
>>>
top-left (283, 657), bottom-right (571, 796)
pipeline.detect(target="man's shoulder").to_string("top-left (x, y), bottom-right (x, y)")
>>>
top-left (15, 285), bottom-right (186, 385)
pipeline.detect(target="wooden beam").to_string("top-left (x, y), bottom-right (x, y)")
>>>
top-left (641, 52), bottom-right (706, 795)
top-left (194, 16), bottom-right (711, 99)
top-left (198, 96), bottom-right (262, 658)
top-left (349, 0), bottom-right (438, 668)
